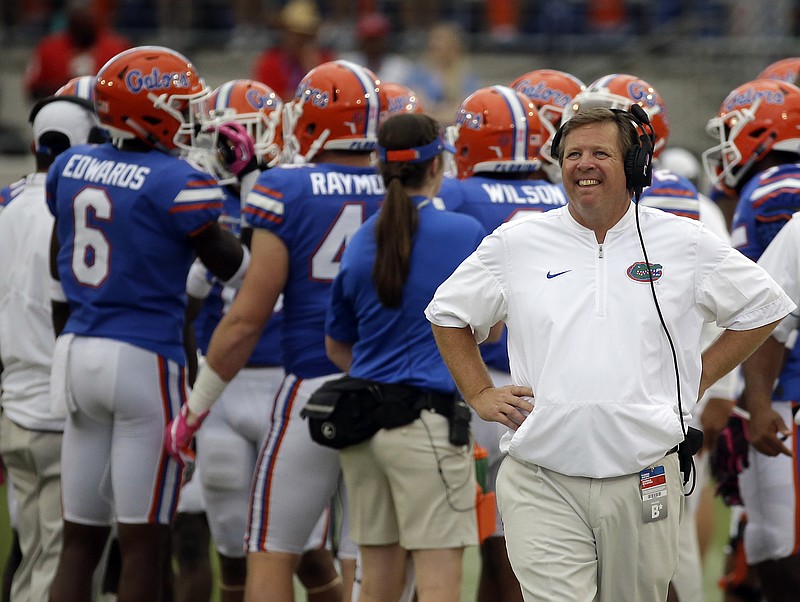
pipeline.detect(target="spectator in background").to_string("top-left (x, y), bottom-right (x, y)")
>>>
top-left (586, 0), bottom-right (628, 33)
top-left (486, 0), bottom-right (520, 42)
top-left (396, 0), bottom-right (442, 48)
top-left (23, 5), bottom-right (130, 101)
top-left (338, 12), bottom-right (413, 86)
top-left (406, 22), bottom-right (480, 126)
top-left (227, 0), bottom-right (270, 50)
top-left (729, 0), bottom-right (794, 38)
top-left (252, 0), bottom-right (334, 101)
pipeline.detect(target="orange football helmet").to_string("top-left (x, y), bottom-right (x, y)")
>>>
top-left (564, 73), bottom-right (670, 158)
top-left (55, 75), bottom-right (97, 101)
top-left (282, 60), bottom-right (385, 163)
top-left (510, 69), bottom-right (585, 134)
top-left (703, 79), bottom-right (800, 191)
top-left (207, 79), bottom-right (283, 165)
top-left (451, 85), bottom-right (543, 179)
top-left (380, 82), bottom-right (424, 124)
top-left (757, 57), bottom-right (800, 85)
top-left (95, 45), bottom-right (210, 152)
top-left (509, 69), bottom-right (585, 178)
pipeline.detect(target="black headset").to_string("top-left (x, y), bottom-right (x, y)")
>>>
top-left (550, 104), bottom-right (656, 197)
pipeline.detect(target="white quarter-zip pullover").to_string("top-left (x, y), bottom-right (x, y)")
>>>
top-left (426, 203), bottom-right (794, 477)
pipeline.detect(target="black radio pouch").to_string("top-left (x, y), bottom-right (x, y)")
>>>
top-left (678, 426), bottom-right (704, 485)
top-left (448, 399), bottom-right (472, 446)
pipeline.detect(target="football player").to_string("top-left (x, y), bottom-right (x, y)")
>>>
top-left (436, 84), bottom-right (566, 602)
top-left (757, 57), bottom-right (800, 86)
top-left (509, 68), bottom-right (586, 183)
top-left (166, 60), bottom-right (388, 602)
top-left (705, 77), bottom-right (800, 602)
top-left (380, 82), bottom-right (425, 123)
top-left (46, 46), bottom-right (247, 602)
top-left (185, 78), bottom-right (341, 602)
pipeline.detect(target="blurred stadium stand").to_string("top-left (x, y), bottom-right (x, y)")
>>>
top-left (2, 1), bottom-right (800, 185)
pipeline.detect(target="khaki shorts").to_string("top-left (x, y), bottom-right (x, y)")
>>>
top-left (340, 409), bottom-right (477, 550)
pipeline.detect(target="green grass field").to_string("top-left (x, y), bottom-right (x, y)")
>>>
top-left (0, 483), bottom-right (732, 601)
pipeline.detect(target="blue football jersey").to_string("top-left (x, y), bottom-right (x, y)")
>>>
top-left (638, 168), bottom-right (701, 220)
top-left (730, 162), bottom-right (800, 402)
top-left (437, 175), bottom-right (567, 220)
top-left (243, 163), bottom-right (385, 378)
top-left (0, 177), bottom-right (26, 212)
top-left (46, 143), bottom-right (225, 364)
top-left (193, 187), bottom-right (282, 366)
top-left (731, 163), bottom-right (800, 262)
top-left (437, 175), bottom-right (567, 371)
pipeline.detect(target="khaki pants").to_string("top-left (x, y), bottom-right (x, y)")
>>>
top-left (0, 414), bottom-right (63, 602)
top-left (497, 453), bottom-right (682, 602)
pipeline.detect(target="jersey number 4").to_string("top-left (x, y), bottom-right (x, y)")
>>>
top-left (310, 203), bottom-right (365, 282)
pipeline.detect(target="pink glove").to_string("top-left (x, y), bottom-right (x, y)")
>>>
top-left (710, 413), bottom-right (749, 506)
top-left (164, 404), bottom-right (208, 467)
top-left (214, 121), bottom-right (258, 177)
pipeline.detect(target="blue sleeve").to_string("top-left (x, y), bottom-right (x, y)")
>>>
top-left (242, 166), bottom-right (303, 246)
top-left (164, 167), bottom-right (226, 238)
top-left (732, 165), bottom-right (800, 260)
top-left (325, 266), bottom-right (359, 344)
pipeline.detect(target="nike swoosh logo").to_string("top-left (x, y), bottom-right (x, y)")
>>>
top-left (546, 270), bottom-right (572, 279)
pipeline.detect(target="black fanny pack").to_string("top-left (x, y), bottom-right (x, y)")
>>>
top-left (300, 375), bottom-right (459, 449)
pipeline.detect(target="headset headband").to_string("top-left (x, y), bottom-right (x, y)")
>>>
top-left (28, 95), bottom-right (96, 124)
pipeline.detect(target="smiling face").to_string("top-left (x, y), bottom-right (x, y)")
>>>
top-left (561, 120), bottom-right (632, 240)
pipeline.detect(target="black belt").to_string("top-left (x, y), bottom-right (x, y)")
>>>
top-left (413, 391), bottom-right (456, 417)
top-left (666, 445), bottom-right (678, 455)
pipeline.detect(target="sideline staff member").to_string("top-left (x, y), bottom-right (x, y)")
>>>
top-left (425, 107), bottom-right (795, 602)
top-left (325, 112), bottom-right (484, 602)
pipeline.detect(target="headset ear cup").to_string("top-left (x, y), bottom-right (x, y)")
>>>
top-left (624, 148), bottom-right (636, 190)
top-left (550, 126), bottom-right (563, 161)
top-left (632, 135), bottom-right (654, 192)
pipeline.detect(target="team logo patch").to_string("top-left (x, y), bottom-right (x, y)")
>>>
top-left (125, 68), bottom-right (191, 93)
top-left (387, 94), bottom-right (412, 113)
top-left (512, 79), bottom-right (572, 108)
top-left (246, 88), bottom-right (274, 110)
top-left (297, 82), bottom-right (330, 108)
top-left (455, 109), bottom-right (483, 130)
top-left (724, 86), bottom-right (785, 112)
top-left (627, 261), bottom-right (663, 282)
